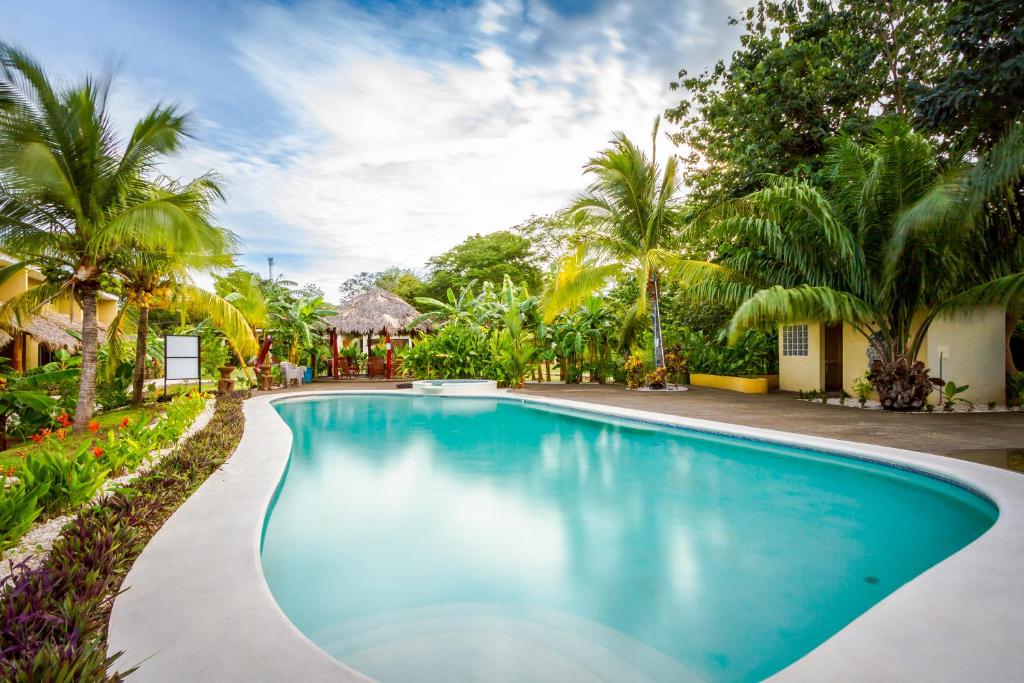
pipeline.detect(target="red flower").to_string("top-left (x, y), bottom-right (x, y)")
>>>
top-left (88, 421), bottom-right (100, 434)
top-left (39, 428), bottom-right (51, 438)
top-left (56, 428), bottom-right (67, 440)
top-left (30, 434), bottom-right (43, 444)
top-left (92, 446), bottom-right (104, 458)
top-left (57, 412), bottom-right (72, 427)
top-left (119, 417), bottom-right (131, 429)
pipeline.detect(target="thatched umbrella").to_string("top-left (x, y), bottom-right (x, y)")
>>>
top-left (325, 288), bottom-right (430, 378)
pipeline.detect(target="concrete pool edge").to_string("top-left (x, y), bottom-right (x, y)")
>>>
top-left (107, 389), bottom-right (1024, 681)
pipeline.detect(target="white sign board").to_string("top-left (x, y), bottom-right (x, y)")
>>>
top-left (165, 335), bottom-right (200, 381)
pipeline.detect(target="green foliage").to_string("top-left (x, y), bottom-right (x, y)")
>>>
top-left (679, 119), bottom-right (1024, 410)
top-left (545, 120), bottom-right (682, 370)
top-left (0, 43), bottom-right (229, 429)
top-left (95, 363), bottom-right (133, 411)
top-left (18, 440), bottom-right (109, 515)
top-left (671, 328), bottom-right (777, 377)
top-left (915, 0), bottom-right (1024, 151)
top-left (0, 481), bottom-right (46, 553)
top-left (424, 230), bottom-right (542, 299)
top-left (941, 380), bottom-right (974, 411)
top-left (666, 0), bottom-right (943, 205)
top-left (402, 323), bottom-right (491, 380)
top-left (339, 267), bottom-right (427, 306)
top-left (0, 362), bottom-right (80, 449)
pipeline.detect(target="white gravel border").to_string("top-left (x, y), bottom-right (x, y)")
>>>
top-left (2, 399), bottom-right (216, 569)
top-left (108, 389), bottom-right (1024, 682)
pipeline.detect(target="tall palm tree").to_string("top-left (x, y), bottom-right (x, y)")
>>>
top-left (0, 44), bottom-right (222, 430)
top-left (105, 183), bottom-right (259, 405)
top-left (544, 117), bottom-right (681, 374)
top-left (675, 119), bottom-right (1024, 409)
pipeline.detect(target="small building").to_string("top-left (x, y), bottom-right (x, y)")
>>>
top-left (0, 255), bottom-right (118, 371)
top-left (778, 306), bottom-right (1007, 404)
top-left (324, 289), bottom-right (430, 376)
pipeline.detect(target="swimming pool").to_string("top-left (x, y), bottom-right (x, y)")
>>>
top-left (260, 394), bottom-right (996, 682)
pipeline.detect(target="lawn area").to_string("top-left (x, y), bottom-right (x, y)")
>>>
top-left (0, 404), bottom-right (165, 470)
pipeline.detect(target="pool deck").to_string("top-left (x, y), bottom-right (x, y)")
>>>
top-left (107, 385), bottom-right (1024, 682)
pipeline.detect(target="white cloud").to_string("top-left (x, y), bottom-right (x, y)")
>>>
top-left (80, 1), bottom-right (739, 298)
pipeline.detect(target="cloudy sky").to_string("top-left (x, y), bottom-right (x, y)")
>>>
top-left (4, 1), bottom-right (743, 296)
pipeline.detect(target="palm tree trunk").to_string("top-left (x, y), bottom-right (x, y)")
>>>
top-left (131, 306), bottom-right (150, 407)
top-left (544, 360), bottom-right (551, 382)
top-left (73, 283), bottom-right (99, 433)
top-left (650, 272), bottom-right (667, 370)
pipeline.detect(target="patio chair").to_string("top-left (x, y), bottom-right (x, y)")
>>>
top-left (340, 357), bottom-right (358, 378)
top-left (280, 362), bottom-right (303, 387)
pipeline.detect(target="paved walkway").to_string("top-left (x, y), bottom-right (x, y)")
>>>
top-left (265, 380), bottom-right (1024, 470)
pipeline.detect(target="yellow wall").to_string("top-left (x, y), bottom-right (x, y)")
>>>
top-left (778, 322), bottom-right (824, 392)
top-left (98, 299), bottom-right (117, 325)
top-left (926, 306), bottom-right (1006, 404)
top-left (0, 266), bottom-right (27, 301)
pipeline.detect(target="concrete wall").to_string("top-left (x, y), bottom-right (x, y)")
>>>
top-left (778, 322), bottom-right (824, 392)
top-left (926, 306), bottom-right (1006, 404)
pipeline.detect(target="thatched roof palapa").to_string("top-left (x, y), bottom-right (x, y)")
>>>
top-left (0, 311), bottom-right (109, 352)
top-left (326, 288), bottom-right (431, 336)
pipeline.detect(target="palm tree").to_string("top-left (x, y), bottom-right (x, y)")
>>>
top-left (105, 188), bottom-right (259, 405)
top-left (543, 117), bottom-right (681, 375)
top-left (676, 119), bottom-right (1024, 409)
top-left (0, 44), bottom-right (222, 430)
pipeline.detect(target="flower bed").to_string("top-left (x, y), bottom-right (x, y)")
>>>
top-left (0, 392), bottom-right (246, 681)
top-left (0, 392), bottom-right (208, 555)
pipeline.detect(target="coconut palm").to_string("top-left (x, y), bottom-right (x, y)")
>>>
top-left (0, 44), bottom-right (223, 430)
top-left (105, 185), bottom-right (259, 405)
top-left (543, 117), bottom-right (681, 374)
top-left (675, 118), bottom-right (1024, 409)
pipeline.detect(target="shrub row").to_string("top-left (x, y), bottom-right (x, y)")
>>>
top-left (0, 393), bottom-right (207, 553)
top-left (0, 392), bottom-right (246, 681)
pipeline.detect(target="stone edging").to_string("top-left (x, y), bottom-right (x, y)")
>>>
top-left (108, 389), bottom-right (1024, 682)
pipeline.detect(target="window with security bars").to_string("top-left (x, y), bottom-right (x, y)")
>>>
top-left (782, 324), bottom-right (809, 356)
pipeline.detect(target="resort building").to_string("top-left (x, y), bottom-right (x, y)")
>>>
top-left (778, 306), bottom-right (1009, 404)
top-left (0, 254), bottom-right (118, 371)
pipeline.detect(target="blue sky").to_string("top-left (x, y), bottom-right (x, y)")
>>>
top-left (4, 1), bottom-right (743, 295)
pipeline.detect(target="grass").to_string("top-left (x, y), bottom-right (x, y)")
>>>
top-left (0, 405), bottom-right (165, 470)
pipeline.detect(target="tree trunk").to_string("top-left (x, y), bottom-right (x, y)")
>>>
top-left (649, 272), bottom-right (666, 370)
top-left (544, 360), bottom-right (551, 382)
top-left (131, 306), bottom-right (150, 407)
top-left (73, 283), bottom-right (99, 432)
top-left (1007, 310), bottom-right (1020, 375)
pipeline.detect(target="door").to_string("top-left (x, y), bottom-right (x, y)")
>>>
top-left (824, 324), bottom-right (844, 392)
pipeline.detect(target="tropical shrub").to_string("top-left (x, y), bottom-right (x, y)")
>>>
top-left (0, 363), bottom-right (81, 450)
top-left (672, 328), bottom-right (777, 377)
top-left (18, 440), bottom-right (109, 515)
top-left (0, 482), bottom-right (47, 553)
top-left (402, 323), bottom-right (491, 380)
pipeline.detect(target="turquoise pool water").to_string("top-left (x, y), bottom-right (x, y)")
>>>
top-left (261, 395), bottom-right (996, 682)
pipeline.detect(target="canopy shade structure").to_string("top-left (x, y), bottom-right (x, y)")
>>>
top-left (326, 288), bottom-right (431, 336)
top-left (0, 311), bottom-right (108, 353)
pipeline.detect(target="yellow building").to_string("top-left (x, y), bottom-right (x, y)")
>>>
top-left (778, 306), bottom-right (1007, 404)
top-left (0, 255), bottom-right (118, 371)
